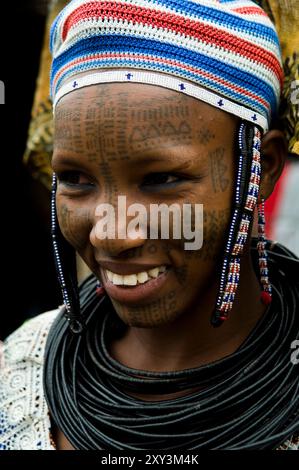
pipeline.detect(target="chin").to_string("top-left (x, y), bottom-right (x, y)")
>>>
top-left (111, 299), bottom-right (181, 329)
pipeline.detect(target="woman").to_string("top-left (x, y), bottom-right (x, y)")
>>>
top-left (1, 0), bottom-right (298, 450)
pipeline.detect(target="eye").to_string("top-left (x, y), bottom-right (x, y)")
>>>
top-left (56, 171), bottom-right (95, 188)
top-left (141, 173), bottom-right (183, 189)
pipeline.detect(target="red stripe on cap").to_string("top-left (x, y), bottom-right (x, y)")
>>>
top-left (61, 1), bottom-right (283, 86)
top-left (53, 52), bottom-right (269, 110)
top-left (232, 7), bottom-right (268, 16)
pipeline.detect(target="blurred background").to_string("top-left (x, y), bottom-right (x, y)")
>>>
top-left (0, 1), bottom-right (61, 339)
top-left (0, 0), bottom-right (298, 340)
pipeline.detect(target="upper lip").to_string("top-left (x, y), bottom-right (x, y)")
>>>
top-left (96, 261), bottom-right (168, 275)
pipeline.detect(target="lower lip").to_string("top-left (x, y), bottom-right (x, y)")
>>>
top-left (101, 269), bottom-right (171, 305)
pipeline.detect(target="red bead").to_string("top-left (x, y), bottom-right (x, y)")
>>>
top-left (96, 286), bottom-right (105, 296)
top-left (260, 291), bottom-right (272, 305)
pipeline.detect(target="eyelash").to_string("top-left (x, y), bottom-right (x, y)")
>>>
top-left (140, 172), bottom-right (186, 190)
top-left (56, 171), bottom-right (95, 189)
top-left (56, 171), bottom-right (188, 192)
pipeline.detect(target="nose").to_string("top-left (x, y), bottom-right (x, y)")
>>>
top-left (89, 200), bottom-right (147, 257)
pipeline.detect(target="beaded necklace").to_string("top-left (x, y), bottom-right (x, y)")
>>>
top-left (44, 240), bottom-right (299, 450)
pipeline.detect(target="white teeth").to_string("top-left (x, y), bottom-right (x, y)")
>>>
top-left (148, 267), bottom-right (159, 278)
top-left (105, 265), bottom-right (167, 286)
top-left (112, 273), bottom-right (123, 285)
top-left (123, 274), bottom-right (137, 286)
top-left (137, 271), bottom-right (149, 284)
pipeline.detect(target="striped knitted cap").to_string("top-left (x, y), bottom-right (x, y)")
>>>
top-left (50, 0), bottom-right (284, 132)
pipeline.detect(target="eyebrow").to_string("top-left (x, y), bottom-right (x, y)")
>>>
top-left (51, 154), bottom-right (91, 170)
top-left (51, 153), bottom-right (165, 166)
top-left (126, 147), bottom-right (195, 166)
top-left (132, 159), bottom-right (195, 173)
top-left (52, 146), bottom-right (198, 170)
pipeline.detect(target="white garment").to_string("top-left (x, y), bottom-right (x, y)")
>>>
top-left (0, 310), bottom-right (298, 450)
top-left (0, 310), bottom-right (58, 450)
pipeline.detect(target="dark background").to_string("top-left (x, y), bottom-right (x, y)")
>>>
top-left (0, 1), bottom-right (61, 339)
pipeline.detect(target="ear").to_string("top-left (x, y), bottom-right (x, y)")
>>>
top-left (258, 129), bottom-right (287, 202)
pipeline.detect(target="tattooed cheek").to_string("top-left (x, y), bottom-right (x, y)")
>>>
top-left (209, 147), bottom-right (230, 194)
top-left (57, 204), bottom-right (91, 250)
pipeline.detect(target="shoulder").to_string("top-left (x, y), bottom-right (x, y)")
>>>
top-left (1, 309), bottom-right (59, 366)
top-left (0, 309), bottom-right (60, 450)
top-left (277, 432), bottom-right (299, 450)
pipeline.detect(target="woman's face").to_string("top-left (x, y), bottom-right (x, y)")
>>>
top-left (52, 83), bottom-right (238, 327)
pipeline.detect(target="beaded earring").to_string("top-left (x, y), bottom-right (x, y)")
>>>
top-left (257, 199), bottom-right (272, 305)
top-left (51, 173), bottom-right (83, 334)
top-left (211, 123), bottom-right (264, 327)
top-left (96, 280), bottom-right (105, 297)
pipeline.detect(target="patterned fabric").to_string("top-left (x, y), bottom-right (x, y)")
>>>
top-left (50, 0), bottom-right (283, 133)
top-left (0, 310), bottom-right (298, 450)
top-left (23, 0), bottom-right (70, 191)
top-left (254, 0), bottom-right (299, 156)
top-left (0, 311), bottom-right (58, 450)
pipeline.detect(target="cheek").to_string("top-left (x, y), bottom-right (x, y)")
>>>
top-left (208, 147), bottom-right (232, 195)
top-left (56, 200), bottom-right (92, 251)
top-left (182, 208), bottom-right (231, 265)
top-left (200, 208), bottom-right (231, 262)
top-left (155, 210), bottom-right (229, 321)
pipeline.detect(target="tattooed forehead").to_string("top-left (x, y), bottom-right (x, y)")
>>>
top-left (54, 82), bottom-right (237, 165)
top-left (56, 82), bottom-right (192, 110)
top-left (55, 88), bottom-right (194, 139)
top-left (54, 82), bottom-right (235, 124)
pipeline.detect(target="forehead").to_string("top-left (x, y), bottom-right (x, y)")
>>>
top-left (53, 83), bottom-right (238, 163)
top-left (55, 82), bottom-right (237, 126)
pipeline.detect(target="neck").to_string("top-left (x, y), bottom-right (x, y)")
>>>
top-left (109, 244), bottom-right (267, 373)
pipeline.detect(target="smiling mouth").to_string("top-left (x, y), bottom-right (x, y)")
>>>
top-left (103, 264), bottom-right (167, 287)
top-left (100, 265), bottom-right (171, 304)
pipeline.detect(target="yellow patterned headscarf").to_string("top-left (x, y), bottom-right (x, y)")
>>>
top-left (255, 0), bottom-right (299, 155)
top-left (23, 0), bottom-right (70, 190)
top-left (23, 0), bottom-right (299, 192)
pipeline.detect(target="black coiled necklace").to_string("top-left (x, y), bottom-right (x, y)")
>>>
top-left (43, 240), bottom-right (299, 450)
